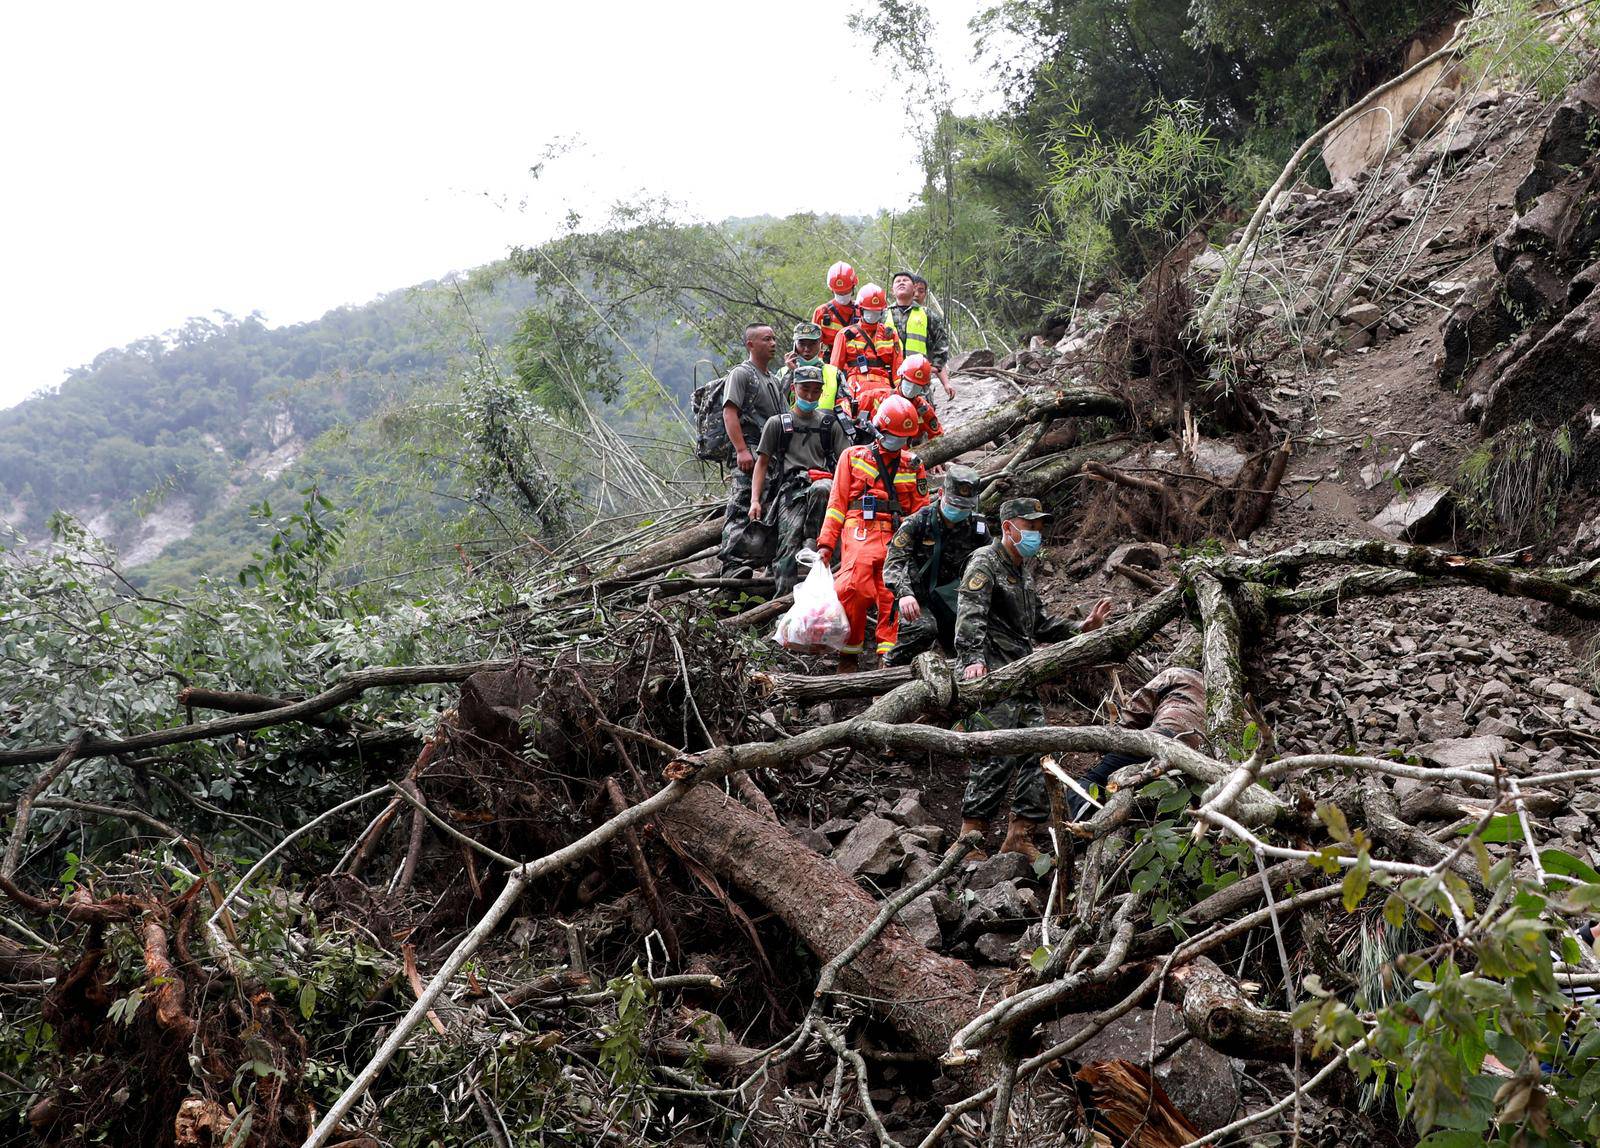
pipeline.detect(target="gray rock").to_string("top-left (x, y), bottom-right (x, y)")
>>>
top-left (947, 348), bottom-right (995, 373)
top-left (959, 880), bottom-right (1041, 936)
top-left (888, 790), bottom-right (932, 828)
top-left (1415, 735), bottom-right (1508, 770)
top-left (1418, 703), bottom-right (1468, 741)
top-left (1045, 1004), bottom-right (1239, 1132)
top-left (1369, 485), bottom-right (1454, 543)
top-left (966, 851), bottom-right (1032, 891)
top-left (974, 932), bottom-right (1018, 964)
top-left (1546, 682), bottom-right (1597, 708)
top-left (815, 817), bottom-right (858, 844)
top-left (1475, 716), bottom-right (1525, 740)
top-left (898, 892), bottom-right (943, 949)
top-left (1340, 302), bottom-right (1382, 329)
top-left (1103, 541), bottom-right (1170, 575)
top-left (907, 823), bottom-right (947, 852)
top-left (831, 815), bottom-right (905, 879)
top-left (902, 843), bottom-right (939, 886)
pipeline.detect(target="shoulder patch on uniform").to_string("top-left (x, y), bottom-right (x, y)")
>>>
top-left (965, 570), bottom-right (990, 591)
top-left (916, 475), bottom-right (929, 495)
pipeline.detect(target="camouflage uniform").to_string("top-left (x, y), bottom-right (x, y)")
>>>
top-left (755, 400), bottom-right (852, 594)
top-left (718, 359), bottom-right (785, 570)
top-left (954, 505), bottom-right (1081, 823)
top-left (882, 467), bottom-right (989, 665)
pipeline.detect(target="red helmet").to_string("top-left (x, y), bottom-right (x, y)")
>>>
top-left (827, 261), bottom-right (858, 294)
top-left (872, 394), bottom-right (919, 438)
top-left (856, 282), bottom-right (887, 311)
top-left (897, 354), bottom-right (933, 388)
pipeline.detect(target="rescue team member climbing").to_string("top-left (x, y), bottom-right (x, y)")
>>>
top-left (718, 323), bottom-right (787, 573)
top-left (815, 396), bottom-right (929, 673)
top-left (888, 271), bottom-right (954, 398)
top-left (955, 498), bottom-right (1115, 859)
top-left (894, 354), bottom-right (943, 445)
top-left (749, 365), bottom-right (852, 595)
top-left (882, 464), bottom-right (987, 665)
top-left (830, 283), bottom-right (903, 424)
top-left (813, 262), bottom-right (860, 362)
top-left (777, 321), bottom-right (846, 413)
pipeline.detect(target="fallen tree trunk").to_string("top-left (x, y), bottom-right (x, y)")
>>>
top-left (610, 512), bottom-right (724, 578)
top-left (919, 385), bottom-right (1127, 468)
top-left (1168, 957), bottom-right (1309, 1064)
top-left (978, 440), bottom-right (1136, 512)
top-left (661, 784), bottom-right (989, 1058)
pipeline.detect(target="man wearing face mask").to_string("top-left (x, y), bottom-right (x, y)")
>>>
top-left (882, 464), bottom-right (987, 665)
top-left (815, 395), bottom-right (929, 672)
top-left (894, 354), bottom-right (944, 446)
top-left (954, 498), bottom-right (1115, 858)
top-left (830, 282), bottom-right (903, 429)
top-left (718, 323), bottom-right (786, 574)
top-left (778, 322), bottom-right (848, 414)
top-left (813, 262), bottom-right (860, 365)
top-left (888, 271), bottom-right (955, 400)
top-left (749, 365), bottom-right (852, 595)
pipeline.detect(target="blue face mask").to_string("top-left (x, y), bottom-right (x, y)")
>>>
top-left (878, 433), bottom-right (907, 452)
top-left (940, 502), bottom-right (971, 523)
top-left (794, 397), bottom-right (820, 413)
top-left (1014, 528), bottom-right (1043, 558)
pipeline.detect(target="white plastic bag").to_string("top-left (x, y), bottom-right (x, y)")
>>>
top-left (773, 548), bottom-right (849, 651)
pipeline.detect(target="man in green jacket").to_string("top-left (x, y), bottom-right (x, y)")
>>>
top-left (883, 465), bottom-right (990, 664)
top-left (749, 365), bottom-right (852, 594)
top-left (955, 497), bottom-right (1113, 858)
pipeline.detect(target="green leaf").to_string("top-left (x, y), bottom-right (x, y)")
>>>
top-left (1343, 852), bottom-right (1371, 912)
top-left (299, 981), bottom-right (317, 1021)
top-left (1318, 803), bottom-right (1351, 844)
top-left (1029, 945), bottom-right (1052, 974)
top-left (1541, 848), bottom-right (1600, 884)
top-left (1383, 893), bottom-right (1406, 929)
top-left (1031, 853), bottom-right (1055, 878)
top-left (1464, 813), bottom-right (1524, 844)
top-left (1240, 721), bottom-right (1260, 754)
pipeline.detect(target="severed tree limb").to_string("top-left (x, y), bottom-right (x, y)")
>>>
top-left (2, 662), bottom-right (521, 768)
top-left (604, 777), bottom-right (682, 962)
top-left (2, 733), bottom-right (89, 879)
top-left (176, 687), bottom-right (349, 730)
top-left (1265, 568), bottom-right (1423, 614)
top-left (978, 439), bottom-right (1135, 512)
top-left (1215, 540), bottom-right (1600, 618)
top-left (756, 583), bottom-right (1185, 709)
top-left (919, 384), bottom-right (1128, 467)
top-left (1193, 572), bottom-right (1250, 747)
top-left (720, 591), bottom-right (793, 631)
top-left (1167, 956), bottom-right (1313, 1064)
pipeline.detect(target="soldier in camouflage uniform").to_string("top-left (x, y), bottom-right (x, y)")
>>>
top-left (882, 465), bottom-right (990, 665)
top-left (955, 497), bottom-right (1114, 858)
top-left (749, 365), bottom-right (852, 594)
top-left (718, 324), bottom-right (786, 573)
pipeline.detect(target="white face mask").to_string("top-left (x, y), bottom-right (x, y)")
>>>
top-left (833, 292), bottom-right (852, 305)
top-left (862, 308), bottom-right (885, 324)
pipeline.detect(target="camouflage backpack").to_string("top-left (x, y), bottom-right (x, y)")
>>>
top-left (691, 366), bottom-right (735, 465)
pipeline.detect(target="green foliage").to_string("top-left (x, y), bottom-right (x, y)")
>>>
top-left (1462, 0), bottom-right (1595, 100)
top-left (1455, 420), bottom-right (1573, 548)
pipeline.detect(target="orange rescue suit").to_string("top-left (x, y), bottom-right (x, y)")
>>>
top-left (817, 443), bottom-right (930, 655)
top-left (813, 299), bottom-right (859, 363)
top-left (831, 322), bottom-right (903, 418)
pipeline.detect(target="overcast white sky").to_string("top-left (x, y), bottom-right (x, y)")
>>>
top-left (0, 0), bottom-right (997, 410)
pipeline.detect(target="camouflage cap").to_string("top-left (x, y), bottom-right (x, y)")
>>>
top-left (793, 321), bottom-right (823, 342)
top-left (997, 497), bottom-right (1053, 522)
top-left (942, 464), bottom-right (981, 510)
top-left (791, 364), bottom-right (825, 387)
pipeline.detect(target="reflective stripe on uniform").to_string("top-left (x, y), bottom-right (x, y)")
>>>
top-left (821, 364), bottom-right (843, 411)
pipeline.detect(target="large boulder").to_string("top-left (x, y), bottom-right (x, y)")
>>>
top-left (1369, 485), bottom-right (1455, 543)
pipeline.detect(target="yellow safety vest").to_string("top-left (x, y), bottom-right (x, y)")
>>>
top-left (887, 306), bottom-right (929, 356)
top-left (820, 364), bottom-right (843, 411)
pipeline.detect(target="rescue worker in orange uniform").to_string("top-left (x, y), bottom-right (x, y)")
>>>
top-left (895, 354), bottom-right (944, 446)
top-left (815, 395), bottom-right (929, 673)
top-left (830, 283), bottom-right (903, 428)
top-left (813, 262), bottom-right (860, 364)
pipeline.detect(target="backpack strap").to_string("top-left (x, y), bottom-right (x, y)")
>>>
top-left (848, 325), bottom-right (890, 375)
top-left (872, 444), bottom-right (903, 527)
